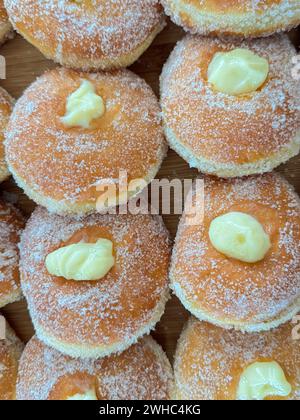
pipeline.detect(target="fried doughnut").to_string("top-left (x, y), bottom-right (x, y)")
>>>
top-left (161, 0), bottom-right (300, 38)
top-left (19, 207), bottom-right (170, 359)
top-left (160, 34), bottom-right (300, 178)
top-left (0, 1), bottom-right (12, 45)
top-left (0, 319), bottom-right (23, 400)
top-left (0, 87), bottom-right (13, 183)
top-left (4, 0), bottom-right (166, 71)
top-left (17, 335), bottom-right (173, 400)
top-left (5, 67), bottom-right (167, 215)
top-left (170, 173), bottom-right (300, 332)
top-left (0, 200), bottom-right (24, 309)
top-left (174, 318), bottom-right (300, 400)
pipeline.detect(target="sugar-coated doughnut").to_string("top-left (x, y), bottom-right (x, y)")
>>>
top-left (161, 0), bottom-right (300, 38)
top-left (19, 207), bottom-right (170, 359)
top-left (0, 200), bottom-right (24, 309)
top-left (0, 0), bottom-right (12, 45)
top-left (0, 319), bottom-right (23, 400)
top-left (161, 34), bottom-right (300, 178)
top-left (173, 318), bottom-right (300, 400)
top-left (170, 173), bottom-right (300, 332)
top-left (4, 0), bottom-right (166, 71)
top-left (0, 87), bottom-right (13, 183)
top-left (5, 68), bottom-right (167, 215)
top-left (17, 335), bottom-right (173, 400)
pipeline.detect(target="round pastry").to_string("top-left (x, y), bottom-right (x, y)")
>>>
top-left (5, 67), bottom-right (167, 215)
top-left (19, 207), bottom-right (170, 359)
top-left (17, 335), bottom-right (173, 400)
top-left (0, 87), bottom-right (13, 183)
top-left (161, 0), bottom-right (300, 38)
top-left (4, 0), bottom-right (166, 71)
top-left (160, 34), bottom-right (300, 178)
top-left (174, 317), bottom-right (300, 400)
top-left (0, 200), bottom-right (24, 309)
top-left (0, 1), bottom-right (13, 44)
top-left (0, 319), bottom-right (23, 400)
top-left (170, 173), bottom-right (300, 332)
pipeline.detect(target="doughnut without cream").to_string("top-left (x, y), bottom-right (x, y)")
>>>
top-left (0, 200), bottom-right (24, 309)
top-left (0, 319), bottom-right (23, 400)
top-left (17, 335), bottom-right (173, 400)
top-left (0, 0), bottom-right (12, 45)
top-left (161, 0), bottom-right (300, 38)
top-left (0, 87), bottom-right (13, 183)
top-left (4, 0), bottom-right (166, 71)
top-left (173, 318), bottom-right (300, 400)
top-left (5, 67), bottom-right (167, 215)
top-left (19, 207), bottom-right (171, 359)
top-left (160, 34), bottom-right (300, 178)
top-left (170, 173), bottom-right (300, 332)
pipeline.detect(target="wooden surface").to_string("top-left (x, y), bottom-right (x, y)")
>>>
top-left (0, 21), bottom-right (299, 363)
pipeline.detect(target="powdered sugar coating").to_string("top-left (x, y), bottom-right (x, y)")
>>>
top-left (5, 68), bottom-right (167, 215)
top-left (161, 0), bottom-right (300, 37)
top-left (20, 207), bottom-right (170, 357)
top-left (0, 200), bottom-right (24, 308)
top-left (17, 335), bottom-right (173, 400)
top-left (174, 318), bottom-right (300, 400)
top-left (5, 0), bottom-right (166, 70)
top-left (170, 173), bottom-right (300, 331)
top-left (0, 0), bottom-right (12, 44)
top-left (160, 34), bottom-right (300, 177)
top-left (0, 87), bottom-right (13, 183)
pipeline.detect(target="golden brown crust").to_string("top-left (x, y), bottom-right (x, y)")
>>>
top-left (0, 200), bottom-right (24, 309)
top-left (174, 318), bottom-right (300, 400)
top-left (160, 34), bottom-right (300, 178)
top-left (0, 1), bottom-right (12, 44)
top-left (17, 335), bottom-right (173, 400)
top-left (170, 173), bottom-right (300, 332)
top-left (5, 68), bottom-right (167, 215)
top-left (4, 0), bottom-right (166, 70)
top-left (20, 207), bottom-right (171, 359)
top-left (161, 0), bottom-right (300, 37)
top-left (0, 87), bottom-right (13, 183)
top-left (0, 320), bottom-right (23, 400)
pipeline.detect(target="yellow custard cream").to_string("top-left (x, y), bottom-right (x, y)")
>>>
top-left (45, 239), bottom-right (115, 281)
top-left (67, 389), bottom-right (98, 400)
top-left (208, 48), bottom-right (269, 95)
top-left (209, 212), bottom-right (271, 263)
top-left (237, 361), bottom-right (292, 400)
top-left (62, 80), bottom-right (105, 128)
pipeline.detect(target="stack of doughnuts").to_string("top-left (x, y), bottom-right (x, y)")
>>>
top-left (0, 0), bottom-right (299, 402)
top-left (0, 319), bottom-right (23, 400)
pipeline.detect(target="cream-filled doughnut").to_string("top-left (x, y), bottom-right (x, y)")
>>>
top-left (161, 0), bottom-right (300, 38)
top-left (0, 87), bottom-right (13, 183)
top-left (170, 173), bottom-right (300, 332)
top-left (5, 68), bottom-right (167, 215)
top-left (19, 207), bottom-right (170, 359)
top-left (173, 318), bottom-right (300, 400)
top-left (0, 1), bottom-right (12, 44)
top-left (0, 200), bottom-right (24, 309)
top-left (160, 35), bottom-right (300, 178)
top-left (4, 0), bottom-right (166, 71)
top-left (0, 319), bottom-right (23, 400)
top-left (17, 335), bottom-right (173, 400)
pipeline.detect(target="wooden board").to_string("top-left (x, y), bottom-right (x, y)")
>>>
top-left (0, 21), bottom-right (299, 363)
